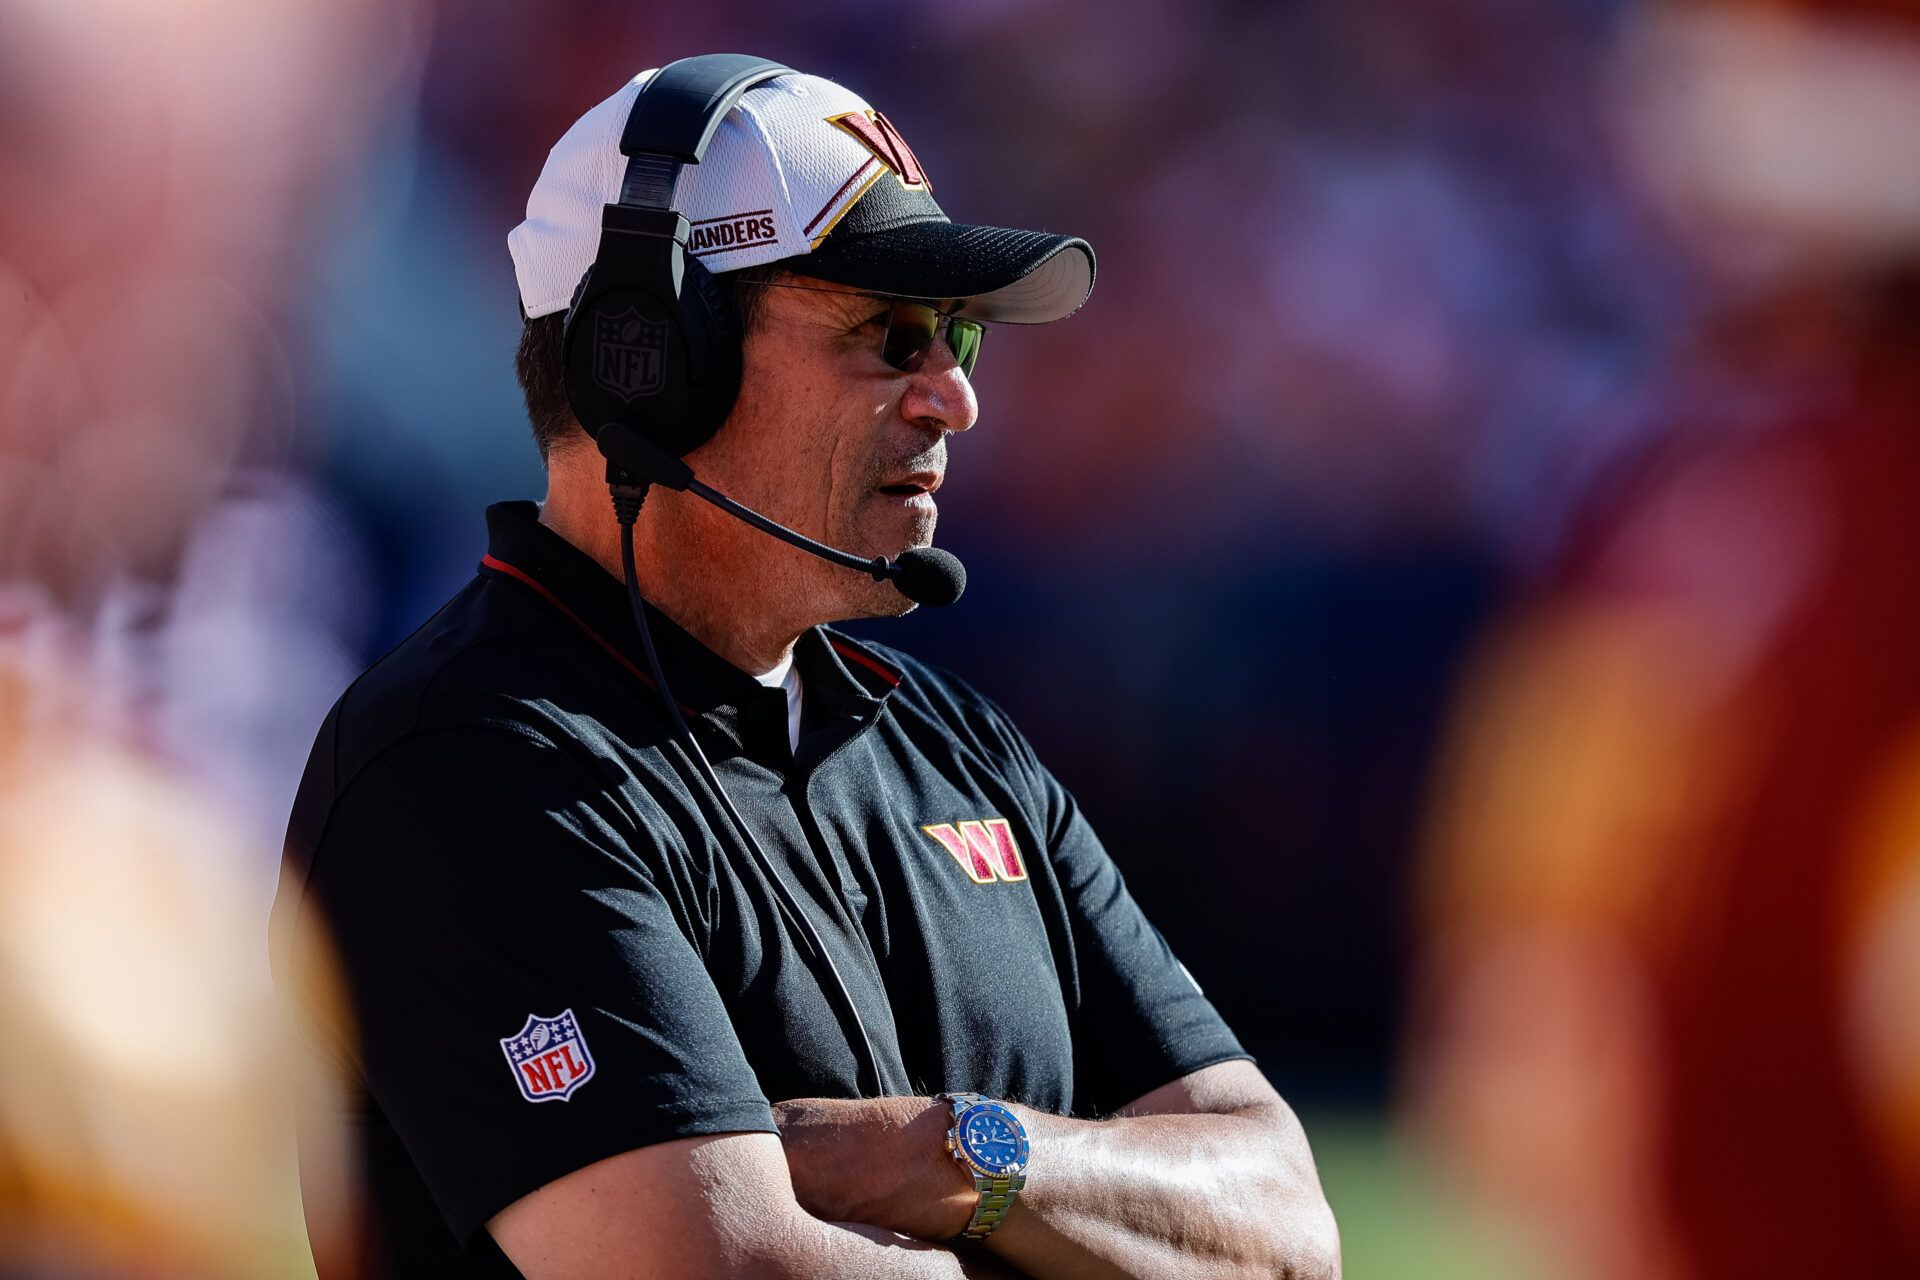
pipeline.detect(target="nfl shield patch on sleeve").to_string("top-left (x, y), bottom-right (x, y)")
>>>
top-left (499, 1009), bottom-right (596, 1103)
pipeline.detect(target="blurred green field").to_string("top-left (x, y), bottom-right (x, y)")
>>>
top-left (1302, 1109), bottom-right (1559, 1280)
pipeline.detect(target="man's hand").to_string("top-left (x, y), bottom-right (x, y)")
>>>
top-left (772, 1095), bottom-right (980, 1242)
top-left (773, 1063), bottom-right (1339, 1280)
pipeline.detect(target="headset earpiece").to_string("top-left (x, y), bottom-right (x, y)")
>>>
top-left (560, 55), bottom-right (786, 462)
top-left (562, 212), bottom-right (742, 459)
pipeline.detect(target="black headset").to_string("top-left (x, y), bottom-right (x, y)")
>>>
top-left (562, 53), bottom-right (794, 459)
top-left (557, 55), bottom-right (890, 1099)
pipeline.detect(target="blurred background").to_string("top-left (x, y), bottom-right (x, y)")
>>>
top-left (4, 0), bottom-right (1920, 1275)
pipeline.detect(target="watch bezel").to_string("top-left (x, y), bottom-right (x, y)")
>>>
top-left (949, 1099), bottom-right (1030, 1178)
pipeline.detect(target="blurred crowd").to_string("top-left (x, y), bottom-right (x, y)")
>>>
top-left (2, 0), bottom-right (1918, 1275)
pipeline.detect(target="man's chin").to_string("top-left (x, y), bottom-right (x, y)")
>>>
top-left (855, 504), bottom-right (937, 559)
top-left (828, 516), bottom-right (934, 620)
top-left (834, 578), bottom-right (919, 623)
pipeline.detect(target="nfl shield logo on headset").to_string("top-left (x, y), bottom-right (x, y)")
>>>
top-left (593, 307), bottom-right (666, 401)
top-left (499, 1009), bottom-right (597, 1103)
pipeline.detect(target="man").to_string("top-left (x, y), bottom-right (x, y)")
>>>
top-left (271, 60), bottom-right (1339, 1279)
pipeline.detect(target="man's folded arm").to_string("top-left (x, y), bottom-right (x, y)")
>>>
top-left (489, 1131), bottom-right (1029, 1280)
top-left (769, 1064), bottom-right (1338, 1280)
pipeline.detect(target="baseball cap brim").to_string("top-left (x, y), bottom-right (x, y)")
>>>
top-left (780, 221), bottom-right (1095, 325)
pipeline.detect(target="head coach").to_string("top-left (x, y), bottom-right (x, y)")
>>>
top-left (270, 54), bottom-right (1338, 1280)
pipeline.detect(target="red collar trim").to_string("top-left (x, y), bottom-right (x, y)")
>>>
top-left (483, 550), bottom-right (902, 704)
top-left (830, 637), bottom-right (902, 688)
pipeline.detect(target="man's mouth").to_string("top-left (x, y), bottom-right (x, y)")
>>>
top-left (876, 471), bottom-right (942, 498)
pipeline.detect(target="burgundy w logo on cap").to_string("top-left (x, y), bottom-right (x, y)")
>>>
top-left (828, 110), bottom-right (932, 191)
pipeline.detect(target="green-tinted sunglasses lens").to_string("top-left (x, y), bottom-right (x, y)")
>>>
top-left (947, 317), bottom-right (984, 378)
top-left (882, 302), bottom-right (939, 372)
top-left (881, 302), bottom-right (983, 378)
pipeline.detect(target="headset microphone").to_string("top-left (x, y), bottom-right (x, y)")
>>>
top-left (597, 423), bottom-right (968, 607)
top-left (889, 547), bottom-right (967, 609)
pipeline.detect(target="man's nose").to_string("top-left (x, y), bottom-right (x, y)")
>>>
top-left (898, 338), bottom-right (979, 435)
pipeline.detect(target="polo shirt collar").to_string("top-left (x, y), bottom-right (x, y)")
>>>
top-left (476, 500), bottom-right (901, 761)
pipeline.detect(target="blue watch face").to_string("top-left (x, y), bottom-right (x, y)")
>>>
top-left (960, 1107), bottom-right (1027, 1173)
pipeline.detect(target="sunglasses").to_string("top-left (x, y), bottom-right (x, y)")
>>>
top-left (732, 279), bottom-right (986, 379)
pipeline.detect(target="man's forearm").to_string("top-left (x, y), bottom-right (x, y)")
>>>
top-left (773, 1096), bottom-right (1338, 1280)
top-left (785, 1219), bottom-right (1027, 1279)
top-left (981, 1103), bottom-right (1338, 1280)
top-left (484, 1132), bottom-right (1027, 1280)
top-left (504, 1212), bottom-right (1011, 1280)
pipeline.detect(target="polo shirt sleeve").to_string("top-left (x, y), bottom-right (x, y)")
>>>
top-left (294, 723), bottom-right (775, 1248)
top-left (990, 714), bottom-right (1255, 1118)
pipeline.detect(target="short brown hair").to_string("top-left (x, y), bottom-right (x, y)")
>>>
top-left (514, 260), bottom-right (792, 462)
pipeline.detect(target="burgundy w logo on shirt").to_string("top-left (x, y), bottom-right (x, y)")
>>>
top-left (922, 819), bottom-right (1027, 884)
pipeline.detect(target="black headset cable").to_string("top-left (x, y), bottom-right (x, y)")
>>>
top-left (608, 475), bottom-right (884, 1098)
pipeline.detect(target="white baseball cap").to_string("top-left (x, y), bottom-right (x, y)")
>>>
top-left (509, 66), bottom-right (1095, 325)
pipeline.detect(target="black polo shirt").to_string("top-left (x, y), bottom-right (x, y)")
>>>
top-left (269, 499), bottom-right (1251, 1278)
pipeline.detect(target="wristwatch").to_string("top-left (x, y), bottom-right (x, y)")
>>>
top-left (936, 1090), bottom-right (1030, 1241)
